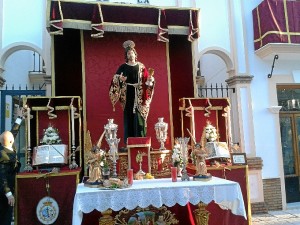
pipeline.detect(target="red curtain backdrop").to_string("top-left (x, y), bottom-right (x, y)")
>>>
top-left (253, 0), bottom-right (300, 50)
top-left (83, 32), bottom-right (170, 149)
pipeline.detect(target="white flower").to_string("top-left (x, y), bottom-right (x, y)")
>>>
top-left (40, 125), bottom-right (62, 145)
top-left (205, 124), bottom-right (218, 142)
top-left (172, 142), bottom-right (183, 167)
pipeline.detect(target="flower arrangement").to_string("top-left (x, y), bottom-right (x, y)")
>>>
top-left (40, 124), bottom-right (62, 145)
top-left (171, 138), bottom-right (183, 167)
top-left (205, 121), bottom-right (218, 142)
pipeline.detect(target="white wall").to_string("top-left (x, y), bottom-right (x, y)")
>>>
top-left (196, 1), bottom-right (231, 55)
top-left (2, 0), bottom-right (44, 48)
top-left (243, 0), bottom-right (300, 179)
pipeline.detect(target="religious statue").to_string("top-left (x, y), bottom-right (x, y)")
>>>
top-left (192, 143), bottom-right (212, 181)
top-left (109, 40), bottom-right (155, 144)
top-left (86, 145), bottom-right (105, 185)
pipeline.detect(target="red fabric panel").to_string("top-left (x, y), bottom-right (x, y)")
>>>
top-left (187, 165), bottom-right (249, 225)
top-left (169, 36), bottom-right (194, 139)
top-left (84, 32), bottom-right (170, 149)
top-left (127, 137), bottom-right (151, 146)
top-left (179, 98), bottom-right (230, 143)
top-left (16, 170), bottom-right (80, 225)
top-left (253, 0), bottom-right (300, 50)
top-left (128, 146), bottom-right (150, 174)
top-left (38, 111), bottom-right (70, 146)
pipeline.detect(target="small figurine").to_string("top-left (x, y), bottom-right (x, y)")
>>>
top-left (192, 143), bottom-right (212, 181)
top-left (85, 145), bottom-right (104, 186)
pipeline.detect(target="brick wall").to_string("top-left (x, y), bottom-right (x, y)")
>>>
top-left (251, 178), bottom-right (282, 214)
top-left (251, 202), bottom-right (267, 214)
top-left (247, 157), bottom-right (282, 213)
top-left (263, 178), bottom-right (282, 211)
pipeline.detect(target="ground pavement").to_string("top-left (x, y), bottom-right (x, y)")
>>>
top-left (252, 206), bottom-right (300, 225)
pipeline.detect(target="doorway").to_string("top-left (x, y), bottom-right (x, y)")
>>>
top-left (278, 85), bottom-right (300, 203)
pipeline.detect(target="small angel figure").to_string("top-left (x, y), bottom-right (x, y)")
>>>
top-left (86, 145), bottom-right (105, 184)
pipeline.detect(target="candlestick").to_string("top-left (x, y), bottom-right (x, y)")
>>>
top-left (71, 105), bottom-right (75, 146)
top-left (27, 106), bottom-right (31, 147)
top-left (24, 105), bottom-right (33, 172)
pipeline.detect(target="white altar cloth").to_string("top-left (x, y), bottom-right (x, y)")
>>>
top-left (72, 176), bottom-right (247, 225)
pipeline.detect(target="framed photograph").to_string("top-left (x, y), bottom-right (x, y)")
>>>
top-left (231, 153), bottom-right (247, 165)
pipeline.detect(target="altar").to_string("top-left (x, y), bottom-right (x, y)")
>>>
top-left (73, 176), bottom-right (247, 225)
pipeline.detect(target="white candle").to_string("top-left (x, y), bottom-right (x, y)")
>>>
top-left (27, 106), bottom-right (31, 147)
top-left (71, 106), bottom-right (75, 146)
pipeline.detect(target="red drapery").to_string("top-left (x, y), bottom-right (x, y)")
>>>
top-left (84, 32), bottom-right (170, 149)
top-left (48, 0), bottom-right (199, 42)
top-left (253, 0), bottom-right (300, 50)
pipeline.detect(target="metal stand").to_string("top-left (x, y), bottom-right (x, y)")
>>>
top-left (69, 145), bottom-right (78, 169)
top-left (24, 146), bottom-right (33, 172)
top-left (111, 161), bottom-right (117, 178)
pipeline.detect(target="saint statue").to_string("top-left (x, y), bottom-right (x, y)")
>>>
top-left (109, 40), bottom-right (155, 144)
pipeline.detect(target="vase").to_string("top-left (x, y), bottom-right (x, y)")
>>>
top-left (177, 165), bottom-right (183, 177)
top-left (154, 117), bottom-right (168, 150)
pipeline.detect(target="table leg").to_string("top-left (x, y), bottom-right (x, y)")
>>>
top-left (99, 209), bottom-right (114, 225)
top-left (193, 202), bottom-right (210, 225)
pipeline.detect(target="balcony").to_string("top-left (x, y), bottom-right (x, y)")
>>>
top-left (252, 0), bottom-right (300, 60)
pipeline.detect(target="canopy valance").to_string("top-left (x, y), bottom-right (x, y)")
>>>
top-left (47, 0), bottom-right (200, 42)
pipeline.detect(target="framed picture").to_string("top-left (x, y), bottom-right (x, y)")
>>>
top-left (231, 153), bottom-right (247, 165)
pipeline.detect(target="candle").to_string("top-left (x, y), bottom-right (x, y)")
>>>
top-left (171, 167), bottom-right (177, 182)
top-left (127, 169), bottom-right (133, 185)
top-left (27, 106), bottom-right (31, 147)
top-left (71, 106), bottom-right (75, 146)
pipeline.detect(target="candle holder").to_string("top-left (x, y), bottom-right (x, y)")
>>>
top-left (177, 137), bottom-right (190, 181)
top-left (107, 138), bottom-right (120, 178)
top-left (24, 146), bottom-right (33, 172)
top-left (69, 104), bottom-right (78, 169)
top-left (104, 119), bottom-right (118, 143)
top-left (154, 117), bottom-right (168, 150)
top-left (24, 105), bottom-right (33, 172)
top-left (69, 145), bottom-right (78, 169)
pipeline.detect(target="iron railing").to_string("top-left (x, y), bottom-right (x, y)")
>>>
top-left (198, 83), bottom-right (235, 98)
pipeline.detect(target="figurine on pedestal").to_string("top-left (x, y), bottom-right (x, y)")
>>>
top-left (192, 143), bottom-right (212, 181)
top-left (85, 145), bottom-right (106, 187)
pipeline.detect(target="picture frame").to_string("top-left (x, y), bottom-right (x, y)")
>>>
top-left (231, 153), bottom-right (247, 165)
